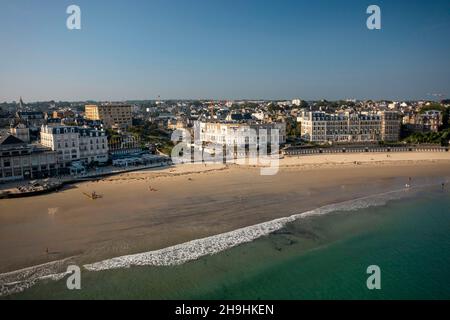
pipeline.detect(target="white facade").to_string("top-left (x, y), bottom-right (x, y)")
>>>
top-left (40, 125), bottom-right (80, 164)
top-left (251, 112), bottom-right (265, 121)
top-left (79, 128), bottom-right (109, 164)
top-left (196, 121), bottom-right (286, 147)
top-left (41, 125), bottom-right (109, 165)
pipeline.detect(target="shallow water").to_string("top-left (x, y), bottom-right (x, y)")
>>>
top-left (10, 186), bottom-right (450, 299)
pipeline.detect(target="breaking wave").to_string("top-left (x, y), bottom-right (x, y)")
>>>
top-left (0, 185), bottom-right (421, 297)
top-left (84, 188), bottom-right (408, 271)
top-left (0, 258), bottom-right (75, 297)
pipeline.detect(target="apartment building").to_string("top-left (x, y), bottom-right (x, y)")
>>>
top-left (15, 111), bottom-right (45, 129)
top-left (78, 127), bottom-right (109, 164)
top-left (40, 125), bottom-right (109, 166)
top-left (298, 111), bottom-right (400, 143)
top-left (85, 104), bottom-right (132, 129)
top-left (380, 111), bottom-right (402, 141)
top-left (0, 135), bottom-right (57, 182)
top-left (196, 121), bottom-right (286, 147)
top-left (403, 110), bottom-right (443, 133)
top-left (40, 125), bottom-right (80, 166)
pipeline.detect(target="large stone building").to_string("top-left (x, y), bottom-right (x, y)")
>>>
top-left (0, 135), bottom-right (57, 182)
top-left (40, 125), bottom-right (80, 166)
top-left (380, 111), bottom-right (402, 142)
top-left (78, 127), bottom-right (109, 164)
top-left (298, 111), bottom-right (400, 143)
top-left (196, 121), bottom-right (286, 148)
top-left (40, 125), bottom-right (109, 166)
top-left (85, 104), bottom-right (132, 129)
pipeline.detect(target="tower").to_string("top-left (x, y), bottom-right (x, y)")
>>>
top-left (18, 97), bottom-right (24, 110)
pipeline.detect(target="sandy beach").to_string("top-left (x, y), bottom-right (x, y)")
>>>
top-left (1, 151), bottom-right (450, 274)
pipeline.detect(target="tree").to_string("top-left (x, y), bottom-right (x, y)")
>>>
top-left (404, 129), bottom-right (450, 146)
top-left (420, 103), bottom-right (445, 113)
top-left (286, 119), bottom-right (301, 137)
top-left (441, 106), bottom-right (449, 130)
top-left (299, 100), bottom-right (309, 109)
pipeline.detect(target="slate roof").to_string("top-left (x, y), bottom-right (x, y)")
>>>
top-left (0, 134), bottom-right (25, 146)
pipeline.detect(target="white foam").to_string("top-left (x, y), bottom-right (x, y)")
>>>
top-left (84, 189), bottom-right (406, 271)
top-left (0, 258), bottom-right (75, 297)
top-left (0, 186), bottom-right (417, 297)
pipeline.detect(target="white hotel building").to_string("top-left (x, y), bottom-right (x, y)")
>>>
top-left (195, 121), bottom-right (286, 148)
top-left (40, 125), bottom-right (108, 166)
top-left (40, 125), bottom-right (80, 166)
top-left (298, 111), bottom-right (400, 143)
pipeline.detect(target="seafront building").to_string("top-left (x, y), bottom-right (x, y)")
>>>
top-left (40, 125), bottom-right (81, 166)
top-left (40, 125), bottom-right (109, 166)
top-left (78, 127), bottom-right (109, 164)
top-left (0, 135), bottom-right (57, 182)
top-left (298, 111), bottom-right (400, 143)
top-left (85, 104), bottom-right (133, 130)
top-left (196, 120), bottom-right (286, 147)
top-left (380, 111), bottom-right (402, 141)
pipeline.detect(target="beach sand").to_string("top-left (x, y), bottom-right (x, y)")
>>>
top-left (1, 151), bottom-right (450, 274)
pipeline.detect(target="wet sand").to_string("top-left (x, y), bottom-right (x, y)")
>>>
top-left (1, 152), bottom-right (450, 273)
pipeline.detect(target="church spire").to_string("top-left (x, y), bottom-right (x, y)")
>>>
top-left (18, 97), bottom-right (24, 109)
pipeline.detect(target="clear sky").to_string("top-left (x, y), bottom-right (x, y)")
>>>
top-left (0, 0), bottom-right (449, 102)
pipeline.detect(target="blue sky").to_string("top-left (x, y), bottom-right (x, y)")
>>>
top-left (0, 0), bottom-right (449, 102)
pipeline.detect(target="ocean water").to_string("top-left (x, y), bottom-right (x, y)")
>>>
top-left (10, 187), bottom-right (450, 300)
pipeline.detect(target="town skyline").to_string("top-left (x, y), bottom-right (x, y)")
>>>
top-left (1, 96), bottom-right (448, 105)
top-left (1, 0), bottom-right (450, 102)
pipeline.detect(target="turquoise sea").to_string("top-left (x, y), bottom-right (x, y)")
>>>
top-left (10, 186), bottom-right (450, 299)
